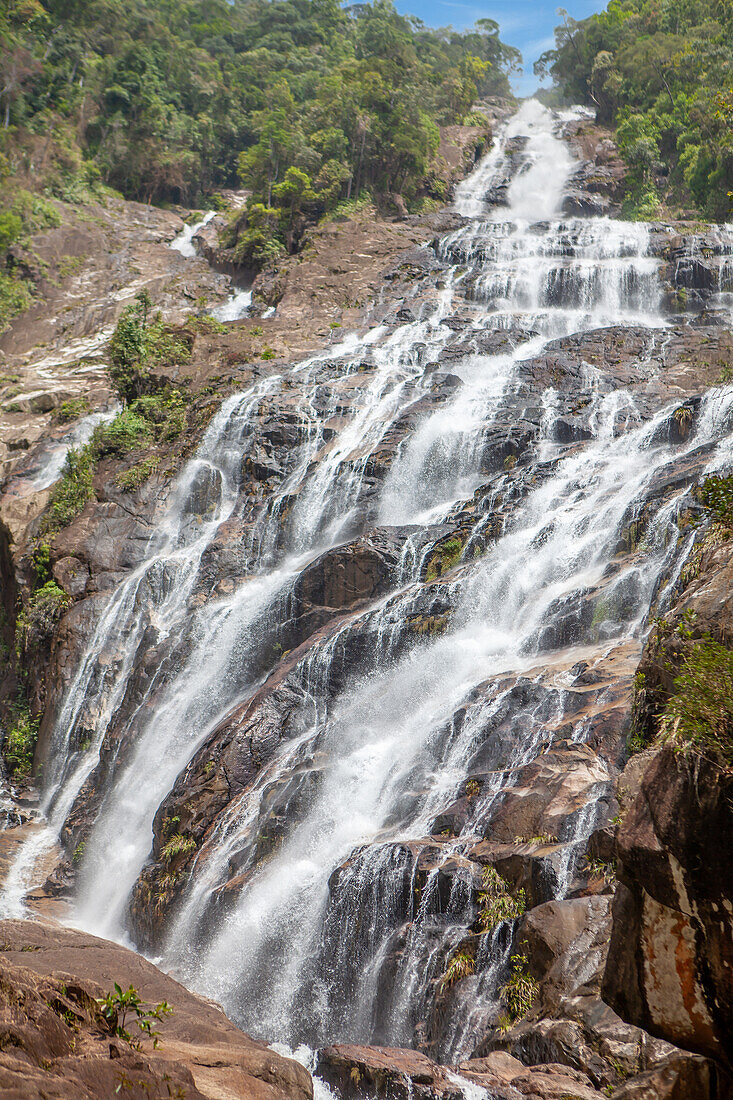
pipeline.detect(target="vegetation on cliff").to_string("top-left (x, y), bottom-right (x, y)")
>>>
top-left (538, 0), bottom-right (733, 219)
top-left (660, 635), bottom-right (733, 765)
top-left (629, 472), bottom-right (733, 767)
top-left (0, 0), bottom-right (518, 274)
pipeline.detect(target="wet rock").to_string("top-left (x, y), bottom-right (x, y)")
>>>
top-left (562, 191), bottom-right (613, 218)
top-left (459, 1054), bottom-right (604, 1098)
top-left (477, 892), bottom-right (719, 1095)
top-left (482, 741), bottom-right (615, 847)
top-left (609, 1052), bottom-right (731, 1099)
top-left (315, 1043), bottom-right (463, 1100)
top-left (281, 531), bottom-right (402, 650)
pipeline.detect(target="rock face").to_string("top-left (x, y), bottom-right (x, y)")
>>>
top-left (603, 748), bottom-right (733, 1070)
top-left (0, 918), bottom-right (312, 1100)
top-left (4, 101), bottom-right (733, 1100)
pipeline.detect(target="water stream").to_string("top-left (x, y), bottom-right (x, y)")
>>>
top-left (170, 211), bottom-right (216, 257)
top-left (4, 100), bottom-right (733, 1066)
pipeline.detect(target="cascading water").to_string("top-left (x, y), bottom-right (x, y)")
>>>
top-left (28, 405), bottom-right (121, 491)
top-left (5, 100), bottom-right (733, 1068)
top-left (212, 287), bottom-right (253, 321)
top-left (170, 210), bottom-right (216, 257)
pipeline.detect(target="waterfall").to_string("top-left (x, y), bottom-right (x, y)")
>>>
top-left (28, 405), bottom-right (121, 491)
top-left (212, 287), bottom-right (252, 321)
top-left (5, 100), bottom-right (733, 1064)
top-left (170, 210), bottom-right (215, 257)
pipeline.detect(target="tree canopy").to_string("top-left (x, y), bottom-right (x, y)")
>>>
top-left (0, 0), bottom-right (519, 208)
top-left (537, 0), bottom-right (733, 219)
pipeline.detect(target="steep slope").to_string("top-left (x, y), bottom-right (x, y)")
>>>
top-left (2, 100), bottom-right (733, 1100)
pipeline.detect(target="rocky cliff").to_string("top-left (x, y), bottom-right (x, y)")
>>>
top-left (1, 102), bottom-right (733, 1100)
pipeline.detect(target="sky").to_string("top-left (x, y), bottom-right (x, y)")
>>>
top-left (394, 0), bottom-right (602, 96)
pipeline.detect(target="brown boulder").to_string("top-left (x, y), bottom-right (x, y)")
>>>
top-left (315, 1044), bottom-right (464, 1100)
top-left (0, 918), bottom-right (312, 1100)
top-left (603, 748), bottom-right (733, 1071)
top-left (609, 1051), bottom-right (729, 1099)
top-left (484, 741), bottom-right (614, 845)
top-left (459, 1055), bottom-right (604, 1098)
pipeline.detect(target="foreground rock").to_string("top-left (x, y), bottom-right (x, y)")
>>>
top-left (316, 1040), bottom-right (731, 1100)
top-left (315, 1041), bottom-right (724, 1100)
top-left (0, 919), bottom-right (312, 1100)
top-left (603, 748), bottom-right (733, 1072)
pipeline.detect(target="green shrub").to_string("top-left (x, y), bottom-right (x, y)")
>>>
top-left (3, 700), bottom-right (40, 776)
top-left (108, 291), bottom-right (191, 404)
top-left (38, 387), bottom-right (189, 533)
top-left (10, 190), bottom-right (62, 233)
top-left (42, 446), bottom-right (95, 533)
top-left (15, 581), bottom-right (71, 657)
top-left (659, 636), bottom-right (733, 765)
top-left (96, 391), bottom-right (188, 458)
top-left (134, 391), bottom-right (187, 442)
top-left (0, 211), bottom-right (23, 253)
top-left (31, 541), bottom-right (52, 586)
top-left (498, 954), bottom-right (538, 1033)
top-left (98, 984), bottom-right (172, 1051)
top-left (184, 315), bottom-right (227, 335)
top-left (93, 408), bottom-right (153, 456)
top-left (54, 397), bottom-right (90, 424)
top-left (462, 110), bottom-right (490, 127)
top-left (115, 457), bottom-right (160, 491)
top-left (0, 272), bottom-right (33, 333)
top-left (696, 474), bottom-right (733, 527)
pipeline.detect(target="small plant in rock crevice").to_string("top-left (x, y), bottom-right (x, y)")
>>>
top-left (673, 405), bottom-right (693, 436)
top-left (425, 536), bottom-right (465, 582)
top-left (513, 832), bottom-right (558, 846)
top-left (160, 832), bottom-right (196, 863)
top-left (497, 953), bottom-right (538, 1033)
top-left (584, 857), bottom-right (617, 884)
top-left (477, 865), bottom-right (526, 931)
top-left (440, 948), bottom-right (475, 991)
top-left (98, 983), bottom-right (172, 1051)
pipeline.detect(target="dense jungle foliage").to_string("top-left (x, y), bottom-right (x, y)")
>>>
top-left (0, 0), bottom-right (519, 270)
top-left (537, 0), bottom-right (733, 219)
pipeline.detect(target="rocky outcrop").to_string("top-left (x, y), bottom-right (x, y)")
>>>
top-left (315, 1040), bottom-right (725, 1100)
top-left (316, 1044), bottom-right (465, 1100)
top-left (316, 1042), bottom-right (611, 1100)
top-left (0, 918), bottom-right (312, 1100)
top-left (471, 893), bottom-right (731, 1097)
top-left (603, 748), bottom-right (733, 1070)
